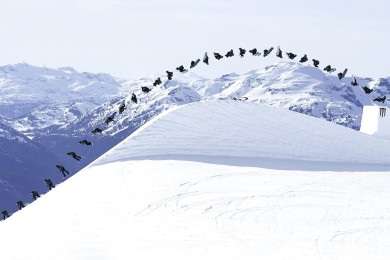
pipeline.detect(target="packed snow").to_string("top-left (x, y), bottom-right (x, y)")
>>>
top-left (1, 100), bottom-right (390, 260)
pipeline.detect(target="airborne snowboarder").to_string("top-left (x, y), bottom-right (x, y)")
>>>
top-left (239, 48), bottom-right (246, 57)
top-left (373, 96), bottom-right (386, 103)
top-left (104, 115), bottom-right (115, 125)
top-left (203, 52), bottom-right (209, 65)
top-left (166, 71), bottom-right (173, 80)
top-left (337, 68), bottom-right (348, 80)
top-left (44, 179), bottom-right (55, 190)
top-left (30, 190), bottom-right (40, 200)
top-left (286, 52), bottom-right (297, 60)
top-left (299, 54), bottom-right (308, 63)
top-left (276, 47), bottom-right (283, 58)
top-left (351, 77), bottom-right (359, 86)
top-left (56, 165), bottom-right (70, 177)
top-left (153, 77), bottom-right (162, 86)
top-left (66, 152), bottom-right (82, 161)
top-left (131, 93), bottom-right (138, 103)
top-left (323, 65), bottom-right (336, 73)
top-left (118, 101), bottom-right (126, 114)
top-left (225, 49), bottom-right (234, 58)
top-left (263, 47), bottom-right (274, 57)
top-left (362, 86), bottom-right (373, 94)
top-left (79, 139), bottom-right (92, 145)
top-left (190, 59), bottom-right (201, 68)
top-left (16, 201), bottom-right (25, 210)
top-left (141, 86), bottom-right (151, 93)
top-left (176, 65), bottom-right (188, 73)
top-left (214, 52), bottom-right (223, 60)
top-left (91, 128), bottom-right (103, 135)
top-left (1, 210), bottom-right (9, 220)
top-left (249, 48), bottom-right (261, 56)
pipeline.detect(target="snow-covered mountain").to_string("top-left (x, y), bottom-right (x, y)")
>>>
top-left (36, 62), bottom-right (389, 173)
top-left (0, 63), bottom-right (132, 136)
top-left (0, 122), bottom-right (64, 212)
top-left (1, 61), bottom-right (390, 215)
top-left (1, 101), bottom-right (389, 259)
top-left (0, 63), bottom-right (134, 213)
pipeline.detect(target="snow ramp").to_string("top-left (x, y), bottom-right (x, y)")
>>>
top-left (96, 100), bottom-right (390, 167)
top-left (1, 101), bottom-right (390, 260)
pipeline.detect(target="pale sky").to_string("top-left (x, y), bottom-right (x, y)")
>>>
top-left (0, 0), bottom-right (389, 79)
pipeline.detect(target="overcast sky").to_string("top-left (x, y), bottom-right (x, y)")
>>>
top-left (0, 0), bottom-right (389, 79)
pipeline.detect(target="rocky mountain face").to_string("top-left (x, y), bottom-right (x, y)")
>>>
top-left (0, 121), bottom-right (63, 212)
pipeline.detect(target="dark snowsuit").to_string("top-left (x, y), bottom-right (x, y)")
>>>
top-left (119, 102), bottom-right (126, 114)
top-left (67, 152), bottom-right (81, 161)
top-left (299, 54), bottom-right (308, 63)
top-left (239, 48), bottom-right (246, 57)
top-left (153, 77), bottom-right (162, 86)
top-left (131, 93), bottom-right (138, 104)
top-left (166, 71), bottom-right (173, 80)
top-left (92, 128), bottom-right (103, 135)
top-left (31, 191), bottom-right (40, 200)
top-left (79, 140), bottom-right (92, 145)
top-left (1, 210), bottom-right (9, 220)
top-left (105, 116), bottom-right (114, 125)
top-left (44, 179), bottom-right (55, 190)
top-left (16, 201), bottom-right (25, 210)
top-left (203, 53), bottom-right (209, 65)
top-left (56, 165), bottom-right (70, 177)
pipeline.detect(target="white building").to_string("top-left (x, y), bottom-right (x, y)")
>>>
top-left (360, 106), bottom-right (390, 139)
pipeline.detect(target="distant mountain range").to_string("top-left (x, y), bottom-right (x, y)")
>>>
top-left (1, 61), bottom-right (389, 214)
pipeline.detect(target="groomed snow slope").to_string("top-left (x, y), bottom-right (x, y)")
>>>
top-left (1, 101), bottom-right (390, 260)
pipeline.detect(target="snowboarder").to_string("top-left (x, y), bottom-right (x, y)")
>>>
top-left (276, 47), bottom-right (283, 58)
top-left (153, 77), bottom-right (162, 86)
top-left (131, 93), bottom-right (138, 103)
top-left (214, 52), bottom-right (223, 60)
top-left (91, 128), bottom-right (103, 135)
top-left (337, 68), bottom-right (348, 80)
top-left (30, 190), bottom-right (40, 200)
top-left (312, 59), bottom-right (320, 68)
top-left (16, 201), bottom-right (25, 210)
top-left (249, 48), bottom-right (261, 56)
top-left (373, 96), bottom-right (386, 103)
top-left (299, 54), bottom-right (308, 63)
top-left (166, 71), bottom-right (173, 80)
top-left (203, 52), bottom-right (209, 65)
top-left (263, 47), bottom-right (274, 57)
top-left (239, 48), bottom-right (246, 57)
top-left (323, 65), bottom-right (336, 73)
top-left (190, 59), bottom-right (200, 68)
top-left (225, 49), bottom-right (234, 58)
top-left (118, 101), bottom-right (126, 114)
top-left (176, 65), bottom-right (188, 73)
top-left (56, 165), bottom-right (70, 177)
top-left (79, 139), bottom-right (92, 145)
top-left (362, 86), bottom-right (373, 94)
top-left (141, 86), bottom-right (151, 93)
top-left (1, 210), bottom-right (9, 220)
top-left (44, 179), bottom-right (55, 190)
top-left (351, 77), bottom-right (359, 86)
top-left (104, 115), bottom-right (114, 125)
top-left (286, 52), bottom-right (297, 60)
top-left (66, 152), bottom-right (81, 161)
